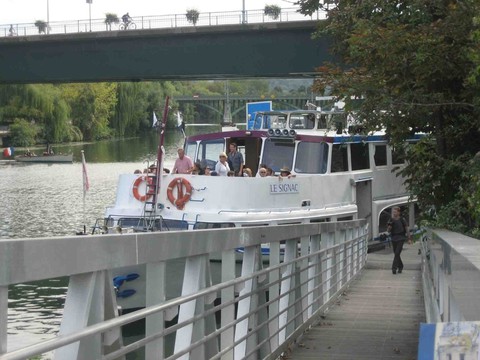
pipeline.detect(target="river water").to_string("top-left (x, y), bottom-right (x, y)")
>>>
top-left (0, 127), bottom-right (217, 357)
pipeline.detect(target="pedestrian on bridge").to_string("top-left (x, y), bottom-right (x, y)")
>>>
top-left (387, 206), bottom-right (412, 274)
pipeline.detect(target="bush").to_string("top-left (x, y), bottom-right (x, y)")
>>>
top-left (104, 13), bottom-right (119, 30)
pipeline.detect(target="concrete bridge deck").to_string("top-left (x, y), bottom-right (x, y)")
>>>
top-left (289, 242), bottom-right (424, 360)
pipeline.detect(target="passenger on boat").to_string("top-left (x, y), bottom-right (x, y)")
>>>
top-left (227, 171), bottom-right (235, 177)
top-left (243, 168), bottom-right (253, 177)
top-left (134, 169), bottom-right (142, 174)
top-left (204, 166), bottom-right (212, 176)
top-left (266, 167), bottom-right (274, 176)
top-left (280, 167), bottom-right (294, 178)
top-left (228, 143), bottom-right (244, 176)
top-left (192, 161), bottom-right (204, 175)
top-left (172, 148), bottom-right (193, 174)
top-left (257, 167), bottom-right (268, 177)
top-left (215, 152), bottom-right (230, 176)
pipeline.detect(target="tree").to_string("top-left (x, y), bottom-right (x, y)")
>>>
top-left (34, 20), bottom-right (48, 34)
top-left (104, 13), bottom-right (119, 31)
top-left (186, 9), bottom-right (200, 26)
top-left (9, 119), bottom-right (38, 146)
top-left (264, 5), bottom-right (282, 20)
top-left (298, 0), bottom-right (480, 235)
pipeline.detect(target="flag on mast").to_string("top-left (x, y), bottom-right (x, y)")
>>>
top-left (81, 150), bottom-right (90, 194)
top-left (152, 111), bottom-right (158, 128)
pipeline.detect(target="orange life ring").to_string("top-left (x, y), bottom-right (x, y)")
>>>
top-left (132, 176), bottom-right (154, 202)
top-left (167, 177), bottom-right (192, 210)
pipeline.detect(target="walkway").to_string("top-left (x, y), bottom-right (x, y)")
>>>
top-left (289, 242), bottom-right (425, 360)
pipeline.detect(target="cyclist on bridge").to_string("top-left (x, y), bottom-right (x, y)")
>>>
top-left (122, 13), bottom-right (132, 26)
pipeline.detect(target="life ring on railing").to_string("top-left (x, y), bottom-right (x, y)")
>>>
top-left (132, 176), bottom-right (154, 202)
top-left (167, 177), bottom-right (192, 210)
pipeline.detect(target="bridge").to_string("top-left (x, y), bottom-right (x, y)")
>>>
top-left (1, 223), bottom-right (478, 359)
top-left (0, 8), bottom-right (338, 84)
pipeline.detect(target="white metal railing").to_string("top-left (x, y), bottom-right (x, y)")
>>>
top-left (420, 228), bottom-right (480, 323)
top-left (0, 7), bottom-right (325, 38)
top-left (0, 220), bottom-right (367, 360)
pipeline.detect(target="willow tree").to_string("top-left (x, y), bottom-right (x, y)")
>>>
top-left (298, 0), bottom-right (480, 235)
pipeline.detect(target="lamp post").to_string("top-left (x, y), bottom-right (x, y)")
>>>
top-left (86, 0), bottom-right (92, 32)
top-left (46, 0), bottom-right (50, 34)
top-left (242, 0), bottom-right (246, 24)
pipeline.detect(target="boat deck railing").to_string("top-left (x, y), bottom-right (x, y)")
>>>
top-left (0, 220), bottom-right (367, 359)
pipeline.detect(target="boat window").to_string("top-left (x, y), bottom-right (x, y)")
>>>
top-left (266, 114), bottom-right (288, 129)
top-left (289, 114), bottom-right (315, 130)
top-left (318, 115), bottom-right (328, 129)
top-left (194, 222), bottom-right (235, 229)
top-left (261, 138), bottom-right (295, 173)
top-left (338, 216), bottom-right (353, 221)
top-left (185, 141), bottom-right (197, 160)
top-left (374, 145), bottom-right (387, 166)
top-left (295, 142), bottom-right (329, 174)
top-left (197, 139), bottom-right (225, 170)
top-left (161, 219), bottom-right (189, 231)
top-left (351, 143), bottom-right (370, 170)
top-left (310, 218), bottom-right (330, 223)
top-left (329, 112), bottom-right (348, 131)
top-left (331, 144), bottom-right (348, 172)
top-left (392, 145), bottom-right (406, 165)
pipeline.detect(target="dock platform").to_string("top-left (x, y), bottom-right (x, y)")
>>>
top-left (289, 242), bottom-right (424, 360)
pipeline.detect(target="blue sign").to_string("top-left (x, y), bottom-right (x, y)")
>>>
top-left (246, 101), bottom-right (272, 130)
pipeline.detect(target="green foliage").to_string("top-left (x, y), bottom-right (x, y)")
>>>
top-left (9, 118), bottom-right (38, 146)
top-left (298, 0), bottom-right (480, 235)
top-left (264, 5), bottom-right (282, 20)
top-left (60, 83), bottom-right (117, 140)
top-left (186, 9), bottom-right (200, 25)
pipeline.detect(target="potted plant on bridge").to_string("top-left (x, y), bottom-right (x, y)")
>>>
top-left (264, 5), bottom-right (282, 20)
top-left (105, 13), bottom-right (119, 31)
top-left (186, 9), bottom-right (200, 26)
top-left (34, 20), bottom-right (48, 34)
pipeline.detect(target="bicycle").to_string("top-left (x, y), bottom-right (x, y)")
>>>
top-left (119, 21), bottom-right (136, 30)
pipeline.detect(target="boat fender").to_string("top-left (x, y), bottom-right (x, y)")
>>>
top-left (132, 176), bottom-right (154, 202)
top-left (167, 177), bottom-right (192, 210)
top-left (117, 289), bottom-right (136, 298)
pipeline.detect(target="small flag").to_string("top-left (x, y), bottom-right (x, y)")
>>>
top-left (152, 111), bottom-right (158, 128)
top-left (81, 150), bottom-right (90, 193)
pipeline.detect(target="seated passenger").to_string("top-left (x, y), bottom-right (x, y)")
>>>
top-left (257, 167), bottom-right (267, 177)
top-left (204, 166), bottom-right (212, 176)
top-left (243, 168), bottom-right (253, 177)
top-left (227, 171), bottom-right (235, 177)
top-left (280, 166), bottom-right (295, 178)
top-left (266, 167), bottom-right (275, 176)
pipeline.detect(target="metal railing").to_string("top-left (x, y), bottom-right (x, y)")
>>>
top-left (420, 229), bottom-right (480, 323)
top-left (0, 7), bottom-right (325, 38)
top-left (0, 220), bottom-right (367, 359)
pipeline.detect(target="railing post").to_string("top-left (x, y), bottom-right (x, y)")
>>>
top-left (268, 241), bottom-right (281, 353)
top-left (234, 245), bottom-right (260, 359)
top-left (308, 233), bottom-right (321, 317)
top-left (322, 232), bottom-right (334, 303)
top-left (278, 238), bottom-right (297, 343)
top-left (220, 250), bottom-right (236, 360)
top-left (146, 261), bottom-right (166, 359)
top-left (0, 286), bottom-right (7, 355)
top-left (299, 234), bottom-right (310, 324)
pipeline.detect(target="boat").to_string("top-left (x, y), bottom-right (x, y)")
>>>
top-left (15, 154), bottom-right (73, 163)
top-left (96, 99), bottom-right (421, 310)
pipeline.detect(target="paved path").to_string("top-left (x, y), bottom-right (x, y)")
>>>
top-left (289, 242), bottom-right (425, 360)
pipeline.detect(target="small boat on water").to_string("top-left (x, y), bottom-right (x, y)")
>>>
top-left (94, 99), bottom-right (422, 310)
top-left (16, 154), bottom-right (73, 163)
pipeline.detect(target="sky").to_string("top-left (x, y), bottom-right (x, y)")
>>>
top-left (0, 0), bottom-right (291, 25)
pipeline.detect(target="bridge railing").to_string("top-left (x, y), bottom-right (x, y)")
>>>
top-left (1, 7), bottom-right (325, 38)
top-left (420, 229), bottom-right (480, 323)
top-left (0, 220), bottom-right (367, 360)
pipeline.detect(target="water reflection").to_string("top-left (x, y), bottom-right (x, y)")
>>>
top-left (1, 127), bottom-right (219, 356)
